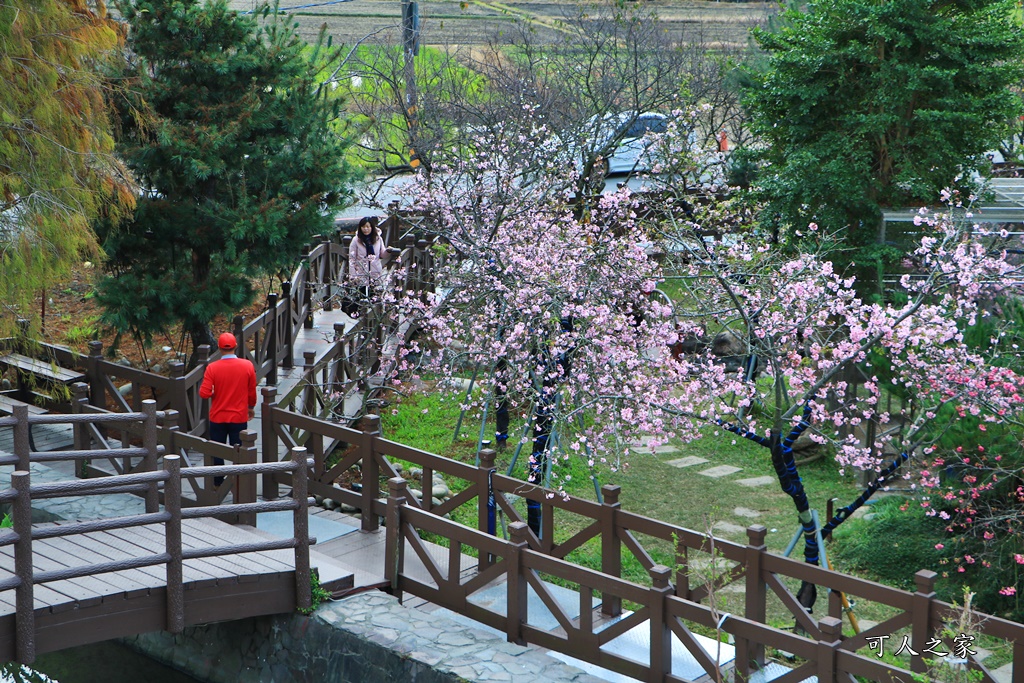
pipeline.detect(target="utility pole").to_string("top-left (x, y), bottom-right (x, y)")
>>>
top-left (401, 0), bottom-right (420, 168)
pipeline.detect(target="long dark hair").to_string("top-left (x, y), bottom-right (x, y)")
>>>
top-left (357, 216), bottom-right (380, 253)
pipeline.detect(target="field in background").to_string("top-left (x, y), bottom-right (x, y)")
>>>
top-left (226, 0), bottom-right (776, 50)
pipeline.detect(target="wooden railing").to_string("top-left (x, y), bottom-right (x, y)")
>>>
top-left (0, 401), bottom-right (313, 665)
top-left (0, 207), bottom-right (429, 437)
top-left (258, 406), bottom-right (1024, 683)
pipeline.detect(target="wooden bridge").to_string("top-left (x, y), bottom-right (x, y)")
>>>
top-left (0, 404), bottom-right (322, 664)
top-left (1, 214), bottom-right (1023, 682)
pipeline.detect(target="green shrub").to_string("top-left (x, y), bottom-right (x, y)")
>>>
top-left (832, 497), bottom-right (946, 591)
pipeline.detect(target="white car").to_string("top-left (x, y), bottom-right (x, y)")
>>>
top-left (584, 112), bottom-right (669, 176)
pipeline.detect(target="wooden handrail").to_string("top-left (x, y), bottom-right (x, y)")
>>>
top-left (256, 404), bottom-right (1024, 683)
top-left (1, 404), bottom-right (314, 665)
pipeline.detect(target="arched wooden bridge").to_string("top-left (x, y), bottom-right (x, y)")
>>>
top-left (0, 403), bottom-right (323, 664)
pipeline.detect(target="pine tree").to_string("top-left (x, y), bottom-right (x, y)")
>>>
top-left (96, 0), bottom-right (353, 357)
top-left (0, 0), bottom-right (133, 335)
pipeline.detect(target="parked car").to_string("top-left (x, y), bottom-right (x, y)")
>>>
top-left (582, 111), bottom-right (670, 177)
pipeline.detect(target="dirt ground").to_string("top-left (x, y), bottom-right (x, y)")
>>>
top-left (31, 265), bottom-right (268, 373)
top-left (225, 0), bottom-right (776, 49)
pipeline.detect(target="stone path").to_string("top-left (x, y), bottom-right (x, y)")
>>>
top-left (326, 592), bottom-right (608, 683)
top-left (628, 435), bottom-right (784, 544)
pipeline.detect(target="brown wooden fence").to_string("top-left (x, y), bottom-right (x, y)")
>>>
top-left (0, 401), bottom-right (313, 665)
top-left (0, 206), bottom-right (432, 437)
top-left (258, 405), bottom-right (1024, 683)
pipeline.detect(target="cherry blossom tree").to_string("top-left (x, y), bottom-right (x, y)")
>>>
top-left (390, 118), bottom-right (1024, 605)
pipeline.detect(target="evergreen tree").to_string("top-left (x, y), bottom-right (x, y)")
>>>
top-left (0, 0), bottom-right (133, 335)
top-left (743, 0), bottom-right (1024, 266)
top-left (97, 0), bottom-right (353, 356)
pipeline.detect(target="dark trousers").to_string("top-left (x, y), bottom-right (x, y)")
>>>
top-left (209, 421), bottom-right (246, 485)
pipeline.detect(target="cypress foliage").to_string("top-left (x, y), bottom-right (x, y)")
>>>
top-left (0, 0), bottom-right (133, 336)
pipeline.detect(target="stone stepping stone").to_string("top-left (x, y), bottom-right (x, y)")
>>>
top-left (665, 456), bottom-right (709, 468)
top-left (630, 445), bottom-right (680, 455)
top-left (712, 520), bottom-right (748, 535)
top-left (735, 475), bottom-right (776, 487)
top-left (697, 465), bottom-right (742, 478)
top-left (733, 507), bottom-right (762, 518)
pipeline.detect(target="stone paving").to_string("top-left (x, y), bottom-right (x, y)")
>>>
top-left (321, 592), bottom-right (608, 683)
top-left (697, 464), bottom-right (743, 478)
top-left (664, 455), bottom-right (708, 468)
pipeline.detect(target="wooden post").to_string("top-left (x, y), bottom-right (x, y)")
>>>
top-left (168, 362), bottom-right (187, 433)
top-left (267, 292), bottom-right (279, 385)
top-left (734, 524), bottom-right (768, 681)
top-left (360, 415), bottom-right (381, 532)
top-left (281, 282), bottom-right (295, 369)
top-left (195, 345), bottom-right (210, 437)
top-left (648, 565), bottom-right (672, 683)
top-left (71, 383), bottom-right (90, 477)
top-left (12, 471), bottom-right (34, 664)
top-left (384, 477), bottom-right (407, 598)
top-left (162, 410), bottom-right (181, 479)
top-left (478, 448), bottom-right (497, 571)
top-left (237, 431), bottom-right (258, 526)
top-left (911, 570), bottom-right (937, 674)
top-left (506, 522), bottom-right (530, 645)
top-left (164, 455), bottom-right (184, 633)
top-left (816, 616), bottom-right (843, 683)
top-left (142, 399), bottom-right (159, 513)
top-left (304, 281), bottom-right (315, 331)
top-left (292, 447), bottom-right (312, 612)
top-left (302, 351), bottom-right (316, 416)
top-left (601, 484), bottom-right (622, 617)
top-left (261, 387), bottom-right (279, 499)
top-left (87, 340), bottom-right (104, 408)
top-left (12, 404), bottom-right (30, 471)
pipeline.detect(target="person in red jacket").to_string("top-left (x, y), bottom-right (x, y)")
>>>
top-left (199, 333), bottom-right (257, 453)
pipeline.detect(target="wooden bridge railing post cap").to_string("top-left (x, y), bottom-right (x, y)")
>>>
top-left (88, 340), bottom-right (103, 356)
top-left (650, 564), bottom-right (672, 589)
top-left (303, 350), bottom-right (316, 364)
top-left (240, 430), bottom-right (257, 444)
top-left (747, 524), bottom-right (768, 545)
top-left (363, 414), bottom-right (381, 432)
top-left (479, 448), bottom-right (497, 470)
top-left (509, 521), bottom-right (530, 545)
top-left (169, 361), bottom-right (185, 378)
top-left (197, 345), bottom-right (210, 364)
top-left (914, 569), bottom-right (938, 594)
top-left (261, 386), bottom-right (277, 399)
top-left (388, 477), bottom-right (408, 496)
top-left (601, 484), bottom-right (621, 506)
top-left (819, 616), bottom-right (843, 641)
top-left (72, 382), bottom-right (89, 399)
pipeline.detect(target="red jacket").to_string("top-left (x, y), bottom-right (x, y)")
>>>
top-left (199, 355), bottom-right (257, 423)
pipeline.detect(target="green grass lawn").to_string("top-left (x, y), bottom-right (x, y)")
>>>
top-left (377, 381), bottom-right (918, 637)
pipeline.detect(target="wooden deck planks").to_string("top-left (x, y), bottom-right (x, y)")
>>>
top-left (179, 519), bottom-right (296, 573)
top-left (11, 533), bottom-right (156, 598)
top-left (0, 517), bottom-right (305, 618)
